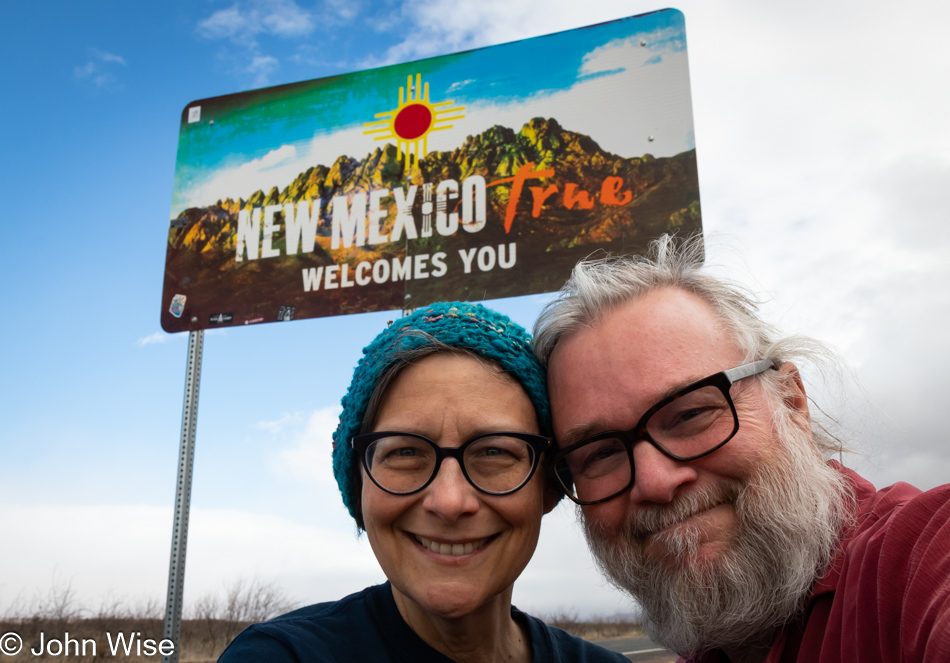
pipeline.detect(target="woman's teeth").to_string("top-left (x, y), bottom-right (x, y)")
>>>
top-left (415, 535), bottom-right (488, 556)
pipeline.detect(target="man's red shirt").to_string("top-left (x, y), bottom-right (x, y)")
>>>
top-left (681, 464), bottom-right (950, 662)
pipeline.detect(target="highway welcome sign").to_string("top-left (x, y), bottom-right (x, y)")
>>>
top-left (161, 8), bottom-right (700, 332)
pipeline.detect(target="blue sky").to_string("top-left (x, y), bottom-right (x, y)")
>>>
top-left (2, 0), bottom-right (950, 619)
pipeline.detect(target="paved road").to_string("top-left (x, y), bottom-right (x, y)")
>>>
top-left (593, 635), bottom-right (678, 662)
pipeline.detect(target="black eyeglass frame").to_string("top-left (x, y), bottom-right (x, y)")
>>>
top-left (352, 431), bottom-right (551, 497)
top-left (552, 359), bottom-right (780, 505)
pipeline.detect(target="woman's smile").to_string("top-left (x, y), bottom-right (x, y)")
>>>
top-left (412, 533), bottom-right (496, 557)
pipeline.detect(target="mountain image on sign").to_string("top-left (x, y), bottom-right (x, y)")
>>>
top-left (161, 116), bottom-right (700, 332)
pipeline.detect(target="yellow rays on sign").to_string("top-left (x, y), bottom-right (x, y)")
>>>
top-left (363, 73), bottom-right (465, 172)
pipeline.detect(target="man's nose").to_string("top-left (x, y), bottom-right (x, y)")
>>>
top-left (422, 458), bottom-right (480, 521)
top-left (626, 440), bottom-right (698, 504)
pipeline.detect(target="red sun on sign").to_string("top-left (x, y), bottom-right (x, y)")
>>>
top-left (393, 103), bottom-right (433, 140)
top-left (364, 73), bottom-right (465, 172)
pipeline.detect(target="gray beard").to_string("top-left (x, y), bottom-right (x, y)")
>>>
top-left (583, 416), bottom-right (854, 658)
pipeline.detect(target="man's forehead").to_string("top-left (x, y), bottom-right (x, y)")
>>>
top-left (547, 288), bottom-right (742, 438)
top-left (552, 289), bottom-right (732, 368)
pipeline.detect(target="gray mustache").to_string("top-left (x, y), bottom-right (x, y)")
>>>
top-left (624, 481), bottom-right (742, 539)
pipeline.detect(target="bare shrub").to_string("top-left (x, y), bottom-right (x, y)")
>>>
top-left (0, 578), bottom-right (296, 663)
top-left (34, 579), bottom-right (82, 624)
top-left (220, 577), bottom-right (296, 624)
top-left (131, 596), bottom-right (163, 621)
top-left (2, 581), bottom-right (643, 659)
top-left (541, 609), bottom-right (645, 640)
top-left (184, 578), bottom-right (297, 660)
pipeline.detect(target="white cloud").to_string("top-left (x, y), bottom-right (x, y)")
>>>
top-left (446, 79), bottom-right (475, 93)
top-left (74, 62), bottom-right (95, 77)
top-left (271, 407), bottom-right (341, 486)
top-left (198, 6), bottom-right (246, 39)
top-left (246, 54), bottom-right (280, 86)
top-left (182, 143), bottom-right (298, 211)
top-left (73, 63), bottom-right (114, 88)
top-left (197, 0), bottom-right (316, 41)
top-left (415, 37), bottom-right (693, 160)
top-left (0, 503), bottom-right (382, 615)
top-left (258, 143), bottom-right (296, 168)
top-left (176, 126), bottom-right (376, 214)
top-left (322, 0), bottom-right (360, 23)
top-left (136, 331), bottom-right (184, 347)
top-left (579, 26), bottom-right (683, 75)
top-left (92, 49), bottom-right (126, 65)
top-left (260, 0), bottom-right (315, 37)
top-left (195, 0), bottom-right (320, 85)
top-left (74, 48), bottom-right (127, 88)
top-left (378, 0), bottom-right (637, 65)
top-left (307, 125), bottom-right (378, 165)
top-left (256, 411), bottom-right (304, 434)
top-left (867, 451), bottom-right (950, 493)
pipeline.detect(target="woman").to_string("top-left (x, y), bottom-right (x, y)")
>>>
top-left (219, 302), bottom-right (627, 662)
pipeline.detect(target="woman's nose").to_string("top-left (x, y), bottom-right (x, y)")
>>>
top-left (421, 458), bottom-right (480, 522)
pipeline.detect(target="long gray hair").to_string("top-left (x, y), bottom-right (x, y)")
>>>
top-left (533, 234), bottom-right (846, 458)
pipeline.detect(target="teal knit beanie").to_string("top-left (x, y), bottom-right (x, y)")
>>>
top-left (332, 302), bottom-right (551, 522)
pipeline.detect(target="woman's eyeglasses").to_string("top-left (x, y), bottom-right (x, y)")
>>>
top-left (352, 431), bottom-right (550, 496)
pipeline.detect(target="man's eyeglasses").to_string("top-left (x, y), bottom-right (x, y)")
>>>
top-left (351, 432), bottom-right (550, 496)
top-left (552, 359), bottom-right (780, 505)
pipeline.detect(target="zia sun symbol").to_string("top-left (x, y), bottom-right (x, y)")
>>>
top-left (363, 73), bottom-right (465, 172)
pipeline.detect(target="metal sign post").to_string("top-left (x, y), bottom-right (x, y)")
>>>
top-left (161, 330), bottom-right (204, 663)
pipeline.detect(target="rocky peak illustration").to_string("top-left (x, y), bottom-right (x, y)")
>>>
top-left (169, 117), bottom-right (699, 256)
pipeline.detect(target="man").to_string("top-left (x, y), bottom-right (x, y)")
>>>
top-left (533, 235), bottom-right (950, 663)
